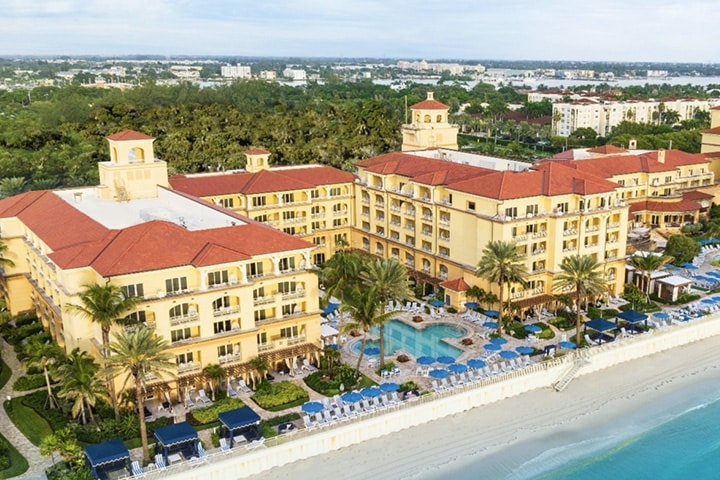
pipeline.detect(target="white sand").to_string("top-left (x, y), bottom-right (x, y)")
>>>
top-left (247, 337), bottom-right (720, 480)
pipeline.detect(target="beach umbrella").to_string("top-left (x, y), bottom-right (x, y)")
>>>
top-left (429, 369), bottom-right (449, 379)
top-left (516, 346), bottom-right (534, 355)
top-left (484, 310), bottom-right (499, 318)
top-left (467, 359), bottom-right (486, 369)
top-left (653, 312), bottom-right (670, 319)
top-left (499, 350), bottom-right (518, 359)
top-left (417, 356), bottom-right (436, 365)
top-left (379, 382), bottom-right (400, 392)
top-left (448, 363), bottom-right (468, 373)
top-left (525, 324), bottom-right (542, 333)
top-left (559, 341), bottom-right (577, 349)
top-left (701, 298), bottom-right (715, 304)
top-left (483, 321), bottom-right (499, 329)
top-left (364, 346), bottom-right (380, 355)
top-left (436, 355), bottom-right (456, 364)
top-left (429, 299), bottom-right (444, 307)
top-left (681, 262), bottom-right (699, 270)
top-left (360, 387), bottom-right (382, 398)
top-left (484, 343), bottom-right (502, 351)
top-left (301, 401), bottom-right (324, 413)
top-left (489, 337), bottom-right (508, 345)
top-left (464, 302), bottom-right (480, 309)
top-left (341, 392), bottom-right (362, 403)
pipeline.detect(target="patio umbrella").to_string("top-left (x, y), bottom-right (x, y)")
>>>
top-left (436, 355), bottom-right (456, 364)
top-left (464, 302), bottom-right (479, 309)
top-left (484, 343), bottom-right (502, 351)
top-left (483, 321), bottom-right (499, 329)
top-left (489, 337), bottom-right (508, 345)
top-left (499, 350), bottom-right (518, 359)
top-left (559, 341), bottom-right (577, 349)
top-left (429, 300), bottom-right (444, 307)
top-left (448, 363), bottom-right (468, 373)
top-left (682, 262), bottom-right (699, 270)
top-left (360, 387), bottom-right (382, 398)
top-left (301, 401), bottom-right (324, 413)
top-left (516, 346), bottom-right (534, 355)
top-left (525, 324), bottom-right (542, 333)
top-left (701, 298), bottom-right (715, 305)
top-left (417, 356), bottom-right (436, 365)
top-left (429, 368), bottom-right (449, 379)
top-left (467, 359), bottom-right (486, 369)
top-left (364, 346), bottom-right (380, 355)
top-left (653, 312), bottom-right (670, 319)
top-left (341, 392), bottom-right (362, 403)
top-left (379, 382), bottom-right (400, 392)
top-left (484, 310), bottom-right (499, 317)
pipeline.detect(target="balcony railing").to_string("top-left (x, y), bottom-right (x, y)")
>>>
top-left (212, 306), bottom-right (241, 317)
top-left (177, 362), bottom-right (201, 375)
top-left (169, 312), bottom-right (199, 326)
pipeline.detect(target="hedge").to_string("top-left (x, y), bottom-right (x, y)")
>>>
top-left (252, 381), bottom-right (308, 411)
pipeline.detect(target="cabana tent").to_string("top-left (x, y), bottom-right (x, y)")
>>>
top-left (616, 310), bottom-right (649, 332)
top-left (153, 421), bottom-right (199, 463)
top-left (584, 317), bottom-right (617, 344)
top-left (218, 406), bottom-right (262, 447)
top-left (84, 439), bottom-right (129, 480)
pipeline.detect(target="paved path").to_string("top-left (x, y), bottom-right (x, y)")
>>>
top-left (0, 337), bottom-right (51, 479)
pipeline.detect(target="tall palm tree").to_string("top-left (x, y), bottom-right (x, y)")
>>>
top-left (553, 254), bottom-right (607, 346)
top-left (248, 356), bottom-right (270, 388)
top-left (627, 253), bottom-right (673, 302)
top-left (475, 240), bottom-right (528, 336)
top-left (56, 349), bottom-right (108, 426)
top-left (104, 327), bottom-right (176, 462)
top-left (318, 248), bottom-right (362, 328)
top-left (360, 258), bottom-right (412, 366)
top-left (65, 282), bottom-right (141, 419)
top-left (202, 363), bottom-right (226, 400)
top-left (23, 338), bottom-right (64, 409)
top-left (340, 286), bottom-right (394, 377)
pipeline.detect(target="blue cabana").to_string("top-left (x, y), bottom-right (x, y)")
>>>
top-left (617, 309), bottom-right (648, 331)
top-left (84, 439), bottom-right (129, 480)
top-left (154, 422), bottom-right (199, 462)
top-left (218, 406), bottom-right (262, 447)
top-left (322, 302), bottom-right (340, 316)
top-left (584, 317), bottom-right (617, 344)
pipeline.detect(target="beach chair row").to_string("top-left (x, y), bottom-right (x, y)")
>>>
top-left (381, 365), bottom-right (401, 378)
top-left (303, 394), bottom-right (402, 430)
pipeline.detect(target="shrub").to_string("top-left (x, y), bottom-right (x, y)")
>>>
top-left (15, 313), bottom-right (39, 327)
top-left (260, 412), bottom-right (301, 438)
top-left (507, 321), bottom-right (529, 339)
top-left (252, 381), bottom-right (308, 411)
top-left (21, 389), bottom-right (70, 432)
top-left (188, 398), bottom-right (245, 425)
top-left (13, 373), bottom-right (46, 391)
top-left (5, 322), bottom-right (44, 345)
top-left (304, 364), bottom-right (358, 396)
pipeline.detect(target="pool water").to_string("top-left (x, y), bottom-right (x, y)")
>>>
top-left (350, 319), bottom-right (466, 359)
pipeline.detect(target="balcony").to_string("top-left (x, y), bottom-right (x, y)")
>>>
top-left (585, 225), bottom-right (599, 232)
top-left (563, 229), bottom-right (577, 236)
top-left (281, 289), bottom-right (305, 300)
top-left (404, 208), bottom-right (416, 216)
top-left (177, 362), bottom-right (201, 375)
top-left (422, 215), bottom-right (432, 221)
top-left (219, 354), bottom-right (242, 365)
top-left (212, 306), bottom-right (241, 317)
top-left (253, 295), bottom-right (275, 306)
top-left (439, 217), bottom-right (450, 226)
top-left (512, 234), bottom-right (527, 242)
top-left (439, 235), bottom-right (450, 242)
top-left (390, 204), bottom-right (401, 212)
top-left (532, 231), bottom-right (547, 239)
top-left (169, 312), bottom-right (199, 326)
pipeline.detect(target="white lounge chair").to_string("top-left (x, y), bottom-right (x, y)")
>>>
top-left (185, 393), bottom-right (195, 408)
top-left (584, 334), bottom-right (599, 346)
top-left (131, 460), bottom-right (145, 477)
top-left (197, 389), bottom-right (212, 405)
top-left (197, 442), bottom-right (208, 461)
top-left (302, 414), bottom-right (318, 430)
top-left (219, 437), bottom-right (231, 453)
top-left (227, 383), bottom-right (238, 398)
top-left (238, 379), bottom-right (252, 393)
top-left (154, 454), bottom-right (167, 471)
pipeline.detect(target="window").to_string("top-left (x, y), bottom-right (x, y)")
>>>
top-left (313, 253), bottom-right (325, 265)
top-left (213, 320), bottom-right (231, 334)
top-left (213, 296), bottom-right (231, 311)
top-left (219, 197), bottom-right (234, 208)
top-left (283, 211), bottom-right (295, 221)
top-left (253, 214), bottom-right (268, 222)
top-left (283, 226), bottom-right (296, 235)
top-left (282, 193), bottom-right (295, 204)
top-left (207, 270), bottom-right (229, 287)
top-left (329, 187), bottom-right (341, 197)
top-left (333, 218), bottom-right (343, 227)
top-left (255, 310), bottom-right (268, 322)
top-left (278, 257), bottom-right (295, 272)
top-left (505, 207), bottom-right (517, 218)
top-left (169, 304), bottom-right (193, 319)
top-left (278, 281), bottom-right (297, 294)
top-left (333, 203), bottom-right (345, 213)
top-left (253, 287), bottom-right (265, 299)
top-left (246, 261), bottom-right (264, 278)
top-left (312, 236), bottom-right (325, 245)
top-left (257, 332), bottom-right (267, 344)
top-left (311, 189), bottom-right (319, 199)
top-left (121, 283), bottom-right (144, 299)
top-left (252, 196), bottom-right (266, 207)
top-left (334, 233), bottom-right (347, 244)
top-left (282, 303), bottom-right (298, 316)
top-left (165, 277), bottom-right (188, 294)
top-left (526, 204), bottom-right (538, 216)
top-left (176, 352), bottom-right (193, 365)
top-left (124, 311), bottom-right (146, 324)
top-left (312, 205), bottom-right (322, 216)
top-left (280, 326), bottom-right (299, 338)
top-left (217, 343), bottom-right (235, 357)
top-left (468, 201), bottom-right (476, 211)
top-left (171, 327), bottom-right (192, 343)
top-left (556, 202), bottom-right (569, 213)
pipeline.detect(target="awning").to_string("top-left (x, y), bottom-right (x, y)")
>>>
top-left (584, 317), bottom-right (617, 332)
top-left (616, 310), bottom-right (648, 323)
top-left (218, 406), bottom-right (261, 431)
top-left (84, 439), bottom-right (129, 467)
top-left (320, 324), bottom-right (339, 337)
top-left (514, 294), bottom-right (556, 309)
top-left (153, 422), bottom-right (198, 448)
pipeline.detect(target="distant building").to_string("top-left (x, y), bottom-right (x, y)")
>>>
top-left (221, 64), bottom-right (251, 79)
top-left (282, 68), bottom-right (306, 81)
top-left (259, 70), bottom-right (277, 80)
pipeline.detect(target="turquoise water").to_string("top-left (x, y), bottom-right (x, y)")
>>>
top-left (350, 319), bottom-right (466, 359)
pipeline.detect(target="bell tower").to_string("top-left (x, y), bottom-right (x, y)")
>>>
top-left (244, 148), bottom-right (271, 173)
top-left (401, 92), bottom-right (459, 151)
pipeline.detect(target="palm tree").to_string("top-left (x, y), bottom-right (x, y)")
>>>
top-left (475, 241), bottom-right (528, 336)
top-left (360, 258), bottom-right (412, 366)
top-left (201, 363), bottom-right (226, 400)
top-left (340, 286), bottom-right (394, 377)
top-left (318, 248), bottom-right (362, 328)
top-left (56, 349), bottom-right (108, 427)
top-left (104, 327), bottom-right (176, 462)
top-left (248, 356), bottom-right (270, 388)
top-left (23, 338), bottom-right (64, 409)
top-left (553, 254), bottom-right (607, 346)
top-left (65, 282), bottom-right (141, 419)
top-left (321, 345), bottom-right (341, 378)
top-left (627, 253), bottom-right (673, 302)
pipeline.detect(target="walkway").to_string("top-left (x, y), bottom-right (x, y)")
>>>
top-left (0, 337), bottom-right (52, 479)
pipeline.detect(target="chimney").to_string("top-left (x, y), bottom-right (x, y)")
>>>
top-left (657, 148), bottom-right (666, 164)
top-left (427, 92), bottom-right (434, 100)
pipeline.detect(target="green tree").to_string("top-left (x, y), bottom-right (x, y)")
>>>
top-left (318, 248), bottom-right (362, 327)
top-left (360, 258), bottom-right (412, 366)
top-left (40, 427), bottom-right (84, 470)
top-left (104, 327), bottom-right (176, 462)
top-left (475, 241), bottom-right (528, 335)
top-left (248, 356), bottom-right (270, 388)
top-left (627, 253), bottom-right (673, 302)
top-left (65, 282), bottom-right (141, 419)
top-left (201, 363), bottom-right (226, 400)
top-left (56, 349), bottom-right (107, 426)
top-left (665, 235), bottom-right (700, 265)
top-left (553, 254), bottom-right (607, 346)
top-left (0, 177), bottom-right (27, 198)
top-left (23, 338), bottom-right (64, 409)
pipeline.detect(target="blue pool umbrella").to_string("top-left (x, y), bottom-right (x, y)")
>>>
top-left (464, 302), bottom-right (480, 309)
top-left (499, 350), bottom-right (518, 359)
top-left (483, 321), bottom-right (499, 329)
top-left (436, 355), bottom-right (456, 364)
top-left (701, 298), bottom-right (715, 304)
top-left (525, 324), bottom-right (542, 333)
top-left (301, 401), bottom-right (324, 413)
top-left (364, 346), bottom-right (380, 355)
top-left (341, 392), bottom-right (362, 403)
top-left (448, 363), bottom-right (468, 373)
top-left (322, 303), bottom-right (340, 315)
top-left (429, 299), bottom-right (444, 307)
top-left (380, 382), bottom-right (400, 392)
top-left (559, 341), bottom-right (577, 349)
top-left (653, 312), bottom-right (670, 319)
top-left (681, 262), bottom-right (699, 270)
top-left (417, 356), bottom-right (436, 365)
top-left (429, 368), bottom-right (449, 379)
top-left (484, 343), bottom-right (502, 351)
top-left (484, 310), bottom-right (499, 318)
top-left (489, 337), bottom-right (508, 345)
top-left (467, 358), bottom-right (486, 369)
top-left (516, 346), bottom-right (534, 355)
top-left (361, 387), bottom-right (382, 398)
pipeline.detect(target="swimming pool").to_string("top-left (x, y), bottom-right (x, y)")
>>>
top-left (350, 319), bottom-right (466, 359)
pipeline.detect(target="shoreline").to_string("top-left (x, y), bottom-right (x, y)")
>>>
top-left (246, 335), bottom-right (720, 480)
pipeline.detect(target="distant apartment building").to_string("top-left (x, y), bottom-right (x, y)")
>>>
top-left (259, 70), bottom-right (277, 80)
top-left (221, 64), bottom-right (251, 79)
top-left (170, 65), bottom-right (202, 79)
top-left (282, 68), bottom-right (307, 81)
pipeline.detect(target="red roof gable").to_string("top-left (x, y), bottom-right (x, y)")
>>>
top-left (411, 99), bottom-right (449, 110)
top-left (564, 150), bottom-right (708, 177)
top-left (628, 199), bottom-right (701, 213)
top-left (106, 130), bottom-right (155, 141)
top-left (682, 190), bottom-right (713, 201)
top-left (356, 152), bottom-right (493, 185)
top-left (244, 147), bottom-right (270, 155)
top-left (439, 277), bottom-right (469, 292)
top-left (588, 145), bottom-right (627, 155)
top-left (703, 126), bottom-right (720, 135)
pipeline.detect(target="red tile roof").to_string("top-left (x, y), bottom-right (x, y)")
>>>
top-left (106, 130), bottom-right (155, 141)
top-left (682, 190), bottom-right (714, 200)
top-left (563, 150), bottom-right (708, 177)
top-left (588, 145), bottom-right (627, 155)
top-left (356, 152), bottom-right (493, 185)
top-left (628, 199), bottom-right (701, 213)
top-left (703, 126), bottom-right (720, 135)
top-left (439, 277), bottom-right (469, 292)
top-left (169, 166), bottom-right (356, 197)
top-left (0, 190), bottom-right (312, 277)
top-left (244, 147), bottom-right (271, 155)
top-left (410, 99), bottom-right (449, 110)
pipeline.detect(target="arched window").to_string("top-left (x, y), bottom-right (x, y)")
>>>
top-left (424, 114), bottom-right (431, 123)
top-left (436, 114), bottom-right (442, 122)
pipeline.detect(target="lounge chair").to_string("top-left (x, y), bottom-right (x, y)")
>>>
top-left (154, 454), bottom-right (167, 471)
top-left (219, 438), bottom-right (232, 453)
top-left (197, 442), bottom-right (208, 461)
top-left (245, 438), bottom-right (266, 450)
top-left (302, 359), bottom-right (316, 372)
top-left (431, 379), bottom-right (444, 393)
top-left (441, 377), bottom-right (452, 390)
top-left (184, 393), bottom-right (195, 408)
top-left (584, 334), bottom-right (599, 346)
top-left (238, 379), bottom-right (252, 393)
top-left (131, 460), bottom-right (145, 477)
top-left (333, 406), bottom-right (347, 421)
top-left (302, 414), bottom-right (318, 430)
top-left (197, 389), bottom-right (212, 405)
top-left (227, 383), bottom-right (238, 398)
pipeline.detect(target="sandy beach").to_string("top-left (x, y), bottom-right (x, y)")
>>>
top-left (246, 336), bottom-right (720, 480)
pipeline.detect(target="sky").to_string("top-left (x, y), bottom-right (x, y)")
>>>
top-left (1, 0), bottom-right (718, 63)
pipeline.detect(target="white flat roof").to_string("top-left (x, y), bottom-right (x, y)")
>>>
top-left (658, 275), bottom-right (693, 286)
top-left (54, 187), bottom-right (247, 231)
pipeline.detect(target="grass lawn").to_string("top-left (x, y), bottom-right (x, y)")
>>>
top-left (0, 430), bottom-right (28, 479)
top-left (4, 397), bottom-right (53, 446)
top-left (0, 357), bottom-right (10, 390)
